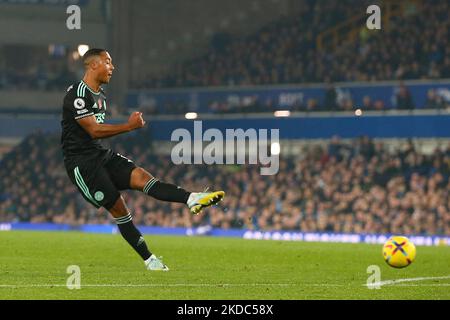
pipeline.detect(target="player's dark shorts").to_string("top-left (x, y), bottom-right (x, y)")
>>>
top-left (65, 152), bottom-right (137, 210)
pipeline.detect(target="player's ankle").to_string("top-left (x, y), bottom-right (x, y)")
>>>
top-left (186, 192), bottom-right (197, 204)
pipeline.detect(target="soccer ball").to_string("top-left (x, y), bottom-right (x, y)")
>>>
top-left (382, 236), bottom-right (416, 268)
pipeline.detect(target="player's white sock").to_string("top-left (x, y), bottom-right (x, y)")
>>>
top-left (144, 254), bottom-right (155, 266)
top-left (187, 193), bottom-right (198, 204)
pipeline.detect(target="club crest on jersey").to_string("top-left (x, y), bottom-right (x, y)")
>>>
top-left (74, 98), bottom-right (85, 109)
top-left (94, 191), bottom-right (104, 201)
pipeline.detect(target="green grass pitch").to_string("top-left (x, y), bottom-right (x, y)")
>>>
top-left (0, 231), bottom-right (449, 300)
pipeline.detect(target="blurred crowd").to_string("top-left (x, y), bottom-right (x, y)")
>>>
top-left (134, 0), bottom-right (450, 88)
top-left (0, 63), bottom-right (77, 91)
top-left (0, 47), bottom-right (78, 91)
top-left (1, 131), bottom-right (449, 236)
top-left (2, 1), bottom-right (449, 116)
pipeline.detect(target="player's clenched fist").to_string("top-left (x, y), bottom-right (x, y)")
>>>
top-left (128, 111), bottom-right (145, 129)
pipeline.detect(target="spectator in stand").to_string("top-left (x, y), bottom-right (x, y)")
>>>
top-left (324, 82), bottom-right (338, 110)
top-left (425, 89), bottom-right (446, 109)
top-left (362, 96), bottom-right (374, 111)
top-left (373, 100), bottom-right (385, 111)
top-left (396, 84), bottom-right (415, 110)
top-left (305, 98), bottom-right (320, 112)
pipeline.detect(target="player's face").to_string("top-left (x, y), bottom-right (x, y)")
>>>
top-left (96, 51), bottom-right (115, 84)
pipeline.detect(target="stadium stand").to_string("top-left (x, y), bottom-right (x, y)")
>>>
top-left (0, 45), bottom-right (78, 91)
top-left (1, 131), bottom-right (449, 236)
top-left (132, 0), bottom-right (450, 89)
top-left (1, 0), bottom-right (449, 115)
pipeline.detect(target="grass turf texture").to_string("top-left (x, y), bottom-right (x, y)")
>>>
top-left (0, 231), bottom-right (449, 300)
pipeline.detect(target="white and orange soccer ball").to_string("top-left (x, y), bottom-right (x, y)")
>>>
top-left (383, 236), bottom-right (416, 268)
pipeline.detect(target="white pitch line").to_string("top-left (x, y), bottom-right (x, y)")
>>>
top-left (3, 277), bottom-right (450, 289)
top-left (366, 275), bottom-right (450, 288)
top-left (0, 283), bottom-right (347, 289)
top-left (0, 283), bottom-right (292, 288)
top-left (391, 284), bottom-right (450, 287)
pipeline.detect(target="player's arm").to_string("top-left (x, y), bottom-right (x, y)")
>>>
top-left (77, 112), bottom-right (145, 139)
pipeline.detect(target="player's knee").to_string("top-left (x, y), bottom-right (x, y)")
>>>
top-left (131, 167), bottom-right (153, 189)
top-left (108, 195), bottom-right (129, 218)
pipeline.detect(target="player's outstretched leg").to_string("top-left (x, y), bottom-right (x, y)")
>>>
top-left (109, 195), bottom-right (168, 271)
top-left (130, 167), bottom-right (225, 215)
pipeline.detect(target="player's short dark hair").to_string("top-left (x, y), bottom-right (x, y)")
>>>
top-left (82, 48), bottom-right (107, 66)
